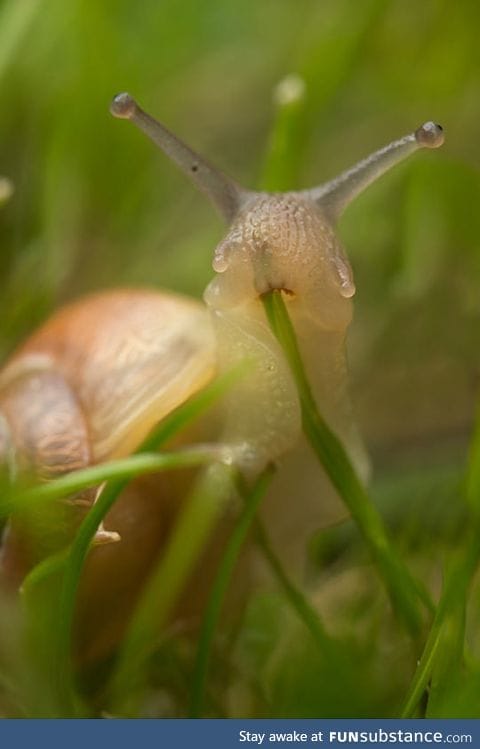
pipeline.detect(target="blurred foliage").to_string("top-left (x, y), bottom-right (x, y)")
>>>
top-left (0, 0), bottom-right (480, 719)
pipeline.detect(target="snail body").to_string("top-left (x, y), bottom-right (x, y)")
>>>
top-left (0, 94), bottom-right (444, 660)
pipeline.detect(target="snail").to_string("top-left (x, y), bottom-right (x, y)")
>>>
top-left (0, 93), bottom-right (444, 662)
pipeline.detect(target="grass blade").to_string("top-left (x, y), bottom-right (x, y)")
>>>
top-left (262, 289), bottom-right (429, 636)
top-left (401, 395), bottom-right (480, 717)
top-left (6, 449), bottom-right (224, 516)
top-left (401, 537), bottom-right (480, 717)
top-left (254, 519), bottom-right (336, 656)
top-left (50, 450), bottom-right (227, 715)
top-left (188, 465), bottom-right (275, 718)
top-left (109, 463), bottom-right (236, 715)
top-left (49, 367), bottom-right (244, 715)
top-left (259, 74), bottom-right (306, 191)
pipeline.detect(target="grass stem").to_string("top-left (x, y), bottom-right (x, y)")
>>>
top-left (262, 289), bottom-right (429, 636)
top-left (50, 367), bottom-right (243, 715)
top-left (188, 465), bottom-right (275, 718)
top-left (109, 463), bottom-right (236, 715)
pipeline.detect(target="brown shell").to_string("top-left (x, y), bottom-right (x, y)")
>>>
top-left (1, 288), bottom-right (217, 462)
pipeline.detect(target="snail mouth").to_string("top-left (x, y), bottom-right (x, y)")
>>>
top-left (260, 286), bottom-right (296, 300)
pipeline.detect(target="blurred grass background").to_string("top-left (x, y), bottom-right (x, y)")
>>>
top-left (1, 0), bottom-right (480, 718)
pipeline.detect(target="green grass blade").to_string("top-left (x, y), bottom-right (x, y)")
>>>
top-left (50, 368), bottom-right (244, 715)
top-left (7, 449), bottom-right (223, 516)
top-left (402, 397), bottom-right (480, 717)
top-left (51, 450), bottom-right (227, 715)
top-left (259, 74), bottom-right (306, 191)
top-left (109, 463), bottom-right (236, 715)
top-left (426, 590), bottom-right (467, 718)
top-left (188, 464), bottom-right (275, 718)
top-left (254, 519), bottom-right (335, 655)
top-left (20, 549), bottom-right (69, 601)
top-left (262, 289), bottom-right (429, 636)
top-left (401, 537), bottom-right (480, 718)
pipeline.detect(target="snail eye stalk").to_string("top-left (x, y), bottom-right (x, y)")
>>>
top-left (110, 92), bottom-right (247, 223)
top-left (309, 122), bottom-right (444, 220)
